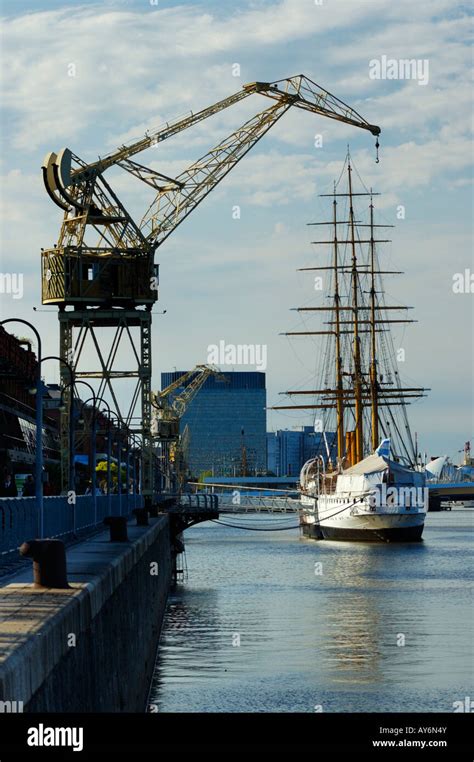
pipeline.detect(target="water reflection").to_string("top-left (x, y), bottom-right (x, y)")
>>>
top-left (150, 512), bottom-right (473, 712)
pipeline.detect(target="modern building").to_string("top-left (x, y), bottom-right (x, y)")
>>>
top-left (160, 371), bottom-right (267, 478)
top-left (267, 427), bottom-right (336, 476)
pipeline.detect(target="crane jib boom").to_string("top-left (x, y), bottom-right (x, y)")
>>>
top-left (67, 75), bottom-right (380, 183)
top-left (42, 74), bottom-right (381, 250)
top-left (151, 365), bottom-right (225, 421)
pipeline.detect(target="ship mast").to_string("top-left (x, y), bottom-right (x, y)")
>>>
top-left (369, 194), bottom-right (379, 451)
top-left (272, 152), bottom-right (429, 467)
top-left (347, 157), bottom-right (364, 463)
top-left (332, 190), bottom-right (345, 464)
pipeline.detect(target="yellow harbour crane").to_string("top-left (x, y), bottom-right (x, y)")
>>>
top-left (151, 365), bottom-right (226, 489)
top-left (40, 74), bottom-right (381, 506)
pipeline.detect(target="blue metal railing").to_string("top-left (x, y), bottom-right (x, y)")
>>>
top-left (0, 494), bottom-right (144, 557)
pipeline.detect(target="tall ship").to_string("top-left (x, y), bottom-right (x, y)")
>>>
top-left (274, 152), bottom-right (429, 541)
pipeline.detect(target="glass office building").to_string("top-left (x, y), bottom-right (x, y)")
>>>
top-left (267, 427), bottom-right (336, 476)
top-left (160, 371), bottom-right (267, 477)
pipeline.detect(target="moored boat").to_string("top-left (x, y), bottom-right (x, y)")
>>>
top-left (300, 451), bottom-right (427, 541)
top-left (273, 151), bottom-right (429, 542)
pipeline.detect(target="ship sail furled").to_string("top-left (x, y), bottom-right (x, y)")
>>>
top-left (273, 151), bottom-right (429, 470)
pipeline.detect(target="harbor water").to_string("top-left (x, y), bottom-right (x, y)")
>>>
top-left (149, 510), bottom-right (473, 713)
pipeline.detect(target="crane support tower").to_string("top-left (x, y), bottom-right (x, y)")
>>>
top-left (41, 74), bottom-right (380, 506)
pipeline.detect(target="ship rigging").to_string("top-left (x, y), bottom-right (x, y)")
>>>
top-left (273, 151), bottom-right (429, 470)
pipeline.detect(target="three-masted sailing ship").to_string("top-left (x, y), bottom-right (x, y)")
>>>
top-left (274, 152), bottom-right (429, 541)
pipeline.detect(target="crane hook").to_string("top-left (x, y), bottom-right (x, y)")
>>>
top-left (375, 137), bottom-right (380, 164)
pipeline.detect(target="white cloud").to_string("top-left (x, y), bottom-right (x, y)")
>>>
top-left (0, 0), bottom-right (471, 457)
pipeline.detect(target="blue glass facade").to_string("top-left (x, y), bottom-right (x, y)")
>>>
top-left (161, 371), bottom-right (267, 477)
top-left (267, 428), bottom-right (336, 476)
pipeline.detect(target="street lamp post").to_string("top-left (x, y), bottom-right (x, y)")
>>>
top-left (42, 355), bottom-right (74, 494)
top-left (1, 319), bottom-right (44, 537)
top-left (117, 429), bottom-right (123, 516)
top-left (125, 436), bottom-right (130, 514)
top-left (109, 414), bottom-right (130, 517)
top-left (61, 379), bottom-right (98, 535)
top-left (129, 433), bottom-right (141, 506)
top-left (107, 424), bottom-right (113, 515)
top-left (132, 442), bottom-right (138, 507)
top-left (89, 397), bottom-right (114, 517)
top-left (60, 379), bottom-right (96, 497)
top-left (92, 412), bottom-right (97, 524)
top-left (78, 394), bottom-right (98, 525)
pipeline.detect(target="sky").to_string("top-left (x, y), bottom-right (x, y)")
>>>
top-left (0, 0), bottom-right (472, 461)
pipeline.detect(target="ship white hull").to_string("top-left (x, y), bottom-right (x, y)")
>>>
top-left (299, 453), bottom-right (427, 542)
top-left (300, 496), bottom-right (425, 542)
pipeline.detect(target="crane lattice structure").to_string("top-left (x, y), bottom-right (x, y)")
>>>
top-left (151, 364), bottom-right (225, 435)
top-left (41, 74), bottom-right (380, 505)
top-left (170, 423), bottom-right (191, 491)
top-left (151, 364), bottom-right (226, 490)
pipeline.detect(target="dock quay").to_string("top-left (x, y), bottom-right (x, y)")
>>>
top-left (0, 495), bottom-right (220, 712)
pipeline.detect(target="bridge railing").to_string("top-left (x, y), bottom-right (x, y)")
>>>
top-left (177, 494), bottom-right (219, 511)
top-left (214, 493), bottom-right (301, 513)
top-left (0, 494), bottom-right (144, 557)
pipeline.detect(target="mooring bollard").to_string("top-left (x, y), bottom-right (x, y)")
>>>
top-left (104, 516), bottom-right (128, 541)
top-left (19, 539), bottom-right (70, 589)
top-left (133, 508), bottom-right (149, 526)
